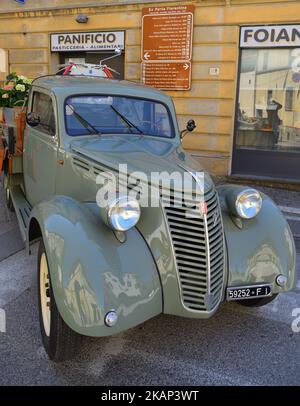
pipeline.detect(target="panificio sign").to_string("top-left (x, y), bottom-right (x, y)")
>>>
top-left (51, 31), bottom-right (125, 52)
top-left (142, 62), bottom-right (191, 90)
top-left (241, 25), bottom-right (300, 48)
top-left (141, 5), bottom-right (194, 90)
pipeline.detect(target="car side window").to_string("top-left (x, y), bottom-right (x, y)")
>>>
top-left (32, 91), bottom-right (56, 136)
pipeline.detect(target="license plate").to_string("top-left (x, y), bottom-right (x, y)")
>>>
top-left (226, 284), bottom-right (272, 301)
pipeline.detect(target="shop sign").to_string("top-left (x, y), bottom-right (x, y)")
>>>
top-left (141, 5), bottom-right (194, 90)
top-left (51, 31), bottom-right (125, 52)
top-left (241, 25), bottom-right (300, 48)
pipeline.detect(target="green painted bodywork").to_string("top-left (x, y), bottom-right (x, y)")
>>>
top-left (217, 185), bottom-right (296, 293)
top-left (5, 76), bottom-right (295, 336)
top-left (29, 197), bottom-right (162, 336)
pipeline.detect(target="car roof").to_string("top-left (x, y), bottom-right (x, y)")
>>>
top-left (32, 75), bottom-right (171, 102)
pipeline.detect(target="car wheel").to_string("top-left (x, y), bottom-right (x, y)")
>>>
top-left (5, 187), bottom-right (14, 212)
top-left (38, 240), bottom-right (82, 361)
top-left (237, 294), bottom-right (278, 307)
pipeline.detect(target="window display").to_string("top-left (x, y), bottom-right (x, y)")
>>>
top-left (236, 48), bottom-right (300, 153)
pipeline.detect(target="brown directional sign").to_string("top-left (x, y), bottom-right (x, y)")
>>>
top-left (141, 5), bottom-right (194, 90)
top-left (142, 62), bottom-right (191, 90)
top-left (142, 5), bottom-right (194, 61)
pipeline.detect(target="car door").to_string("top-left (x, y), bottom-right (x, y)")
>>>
top-left (23, 88), bottom-right (58, 207)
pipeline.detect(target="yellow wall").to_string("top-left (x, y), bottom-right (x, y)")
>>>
top-left (0, 0), bottom-right (299, 175)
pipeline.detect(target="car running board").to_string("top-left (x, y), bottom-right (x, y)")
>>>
top-left (10, 185), bottom-right (32, 243)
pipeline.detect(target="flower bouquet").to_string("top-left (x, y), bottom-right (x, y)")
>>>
top-left (0, 72), bottom-right (32, 107)
top-left (0, 73), bottom-right (32, 156)
top-left (0, 72), bottom-right (32, 124)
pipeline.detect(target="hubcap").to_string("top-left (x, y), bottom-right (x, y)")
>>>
top-left (40, 253), bottom-right (51, 337)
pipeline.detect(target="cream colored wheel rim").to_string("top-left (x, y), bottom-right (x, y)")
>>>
top-left (40, 253), bottom-right (51, 337)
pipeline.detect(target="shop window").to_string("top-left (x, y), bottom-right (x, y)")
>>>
top-left (263, 51), bottom-right (269, 71)
top-left (0, 49), bottom-right (8, 82)
top-left (58, 52), bottom-right (125, 80)
top-left (235, 48), bottom-right (300, 152)
top-left (285, 88), bottom-right (294, 111)
top-left (267, 90), bottom-right (273, 104)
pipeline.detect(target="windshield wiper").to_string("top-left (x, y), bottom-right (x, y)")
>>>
top-left (66, 103), bottom-right (101, 135)
top-left (110, 105), bottom-right (143, 135)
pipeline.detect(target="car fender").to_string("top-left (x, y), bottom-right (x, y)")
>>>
top-left (28, 196), bottom-right (162, 336)
top-left (217, 184), bottom-right (296, 294)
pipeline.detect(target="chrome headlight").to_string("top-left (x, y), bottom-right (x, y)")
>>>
top-left (107, 196), bottom-right (141, 231)
top-left (235, 189), bottom-right (262, 219)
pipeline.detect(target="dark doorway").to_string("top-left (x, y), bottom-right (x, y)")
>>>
top-left (58, 51), bottom-right (125, 79)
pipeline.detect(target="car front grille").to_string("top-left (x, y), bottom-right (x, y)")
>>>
top-left (161, 187), bottom-right (225, 312)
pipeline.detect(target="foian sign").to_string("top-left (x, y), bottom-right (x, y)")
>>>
top-left (51, 31), bottom-right (125, 52)
top-left (241, 25), bottom-right (300, 48)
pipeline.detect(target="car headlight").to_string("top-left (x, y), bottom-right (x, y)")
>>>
top-left (235, 189), bottom-right (262, 219)
top-left (107, 196), bottom-right (141, 231)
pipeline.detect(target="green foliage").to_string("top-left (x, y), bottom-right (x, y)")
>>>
top-left (0, 72), bottom-right (32, 108)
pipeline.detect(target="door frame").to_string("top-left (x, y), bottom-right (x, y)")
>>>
top-left (23, 86), bottom-right (60, 204)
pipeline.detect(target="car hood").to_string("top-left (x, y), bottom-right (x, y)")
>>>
top-left (70, 135), bottom-right (214, 194)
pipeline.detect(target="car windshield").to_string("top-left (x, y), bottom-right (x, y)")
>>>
top-left (65, 95), bottom-right (174, 138)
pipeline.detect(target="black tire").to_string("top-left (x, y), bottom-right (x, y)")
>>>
top-left (37, 240), bottom-right (82, 362)
top-left (237, 294), bottom-right (278, 307)
top-left (5, 187), bottom-right (14, 212)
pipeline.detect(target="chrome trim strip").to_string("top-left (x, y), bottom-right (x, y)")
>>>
top-left (161, 187), bottom-right (225, 314)
top-left (159, 198), bottom-right (191, 313)
top-left (203, 212), bottom-right (211, 309)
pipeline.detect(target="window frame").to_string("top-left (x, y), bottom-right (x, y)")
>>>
top-left (233, 45), bottom-right (300, 154)
top-left (63, 93), bottom-right (176, 139)
top-left (232, 31), bottom-right (300, 182)
top-left (30, 90), bottom-right (57, 137)
top-left (285, 87), bottom-right (294, 112)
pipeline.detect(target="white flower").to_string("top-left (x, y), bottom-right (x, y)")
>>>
top-left (2, 93), bottom-right (9, 99)
top-left (15, 84), bottom-right (25, 92)
top-left (18, 75), bottom-right (26, 81)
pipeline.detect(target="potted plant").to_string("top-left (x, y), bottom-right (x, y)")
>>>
top-left (0, 72), bottom-right (32, 124)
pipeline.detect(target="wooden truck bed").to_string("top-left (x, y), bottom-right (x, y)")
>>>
top-left (0, 108), bottom-right (26, 176)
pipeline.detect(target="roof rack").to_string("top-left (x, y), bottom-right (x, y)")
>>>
top-left (57, 48), bottom-right (122, 78)
top-left (31, 49), bottom-right (122, 83)
top-left (56, 62), bottom-right (118, 78)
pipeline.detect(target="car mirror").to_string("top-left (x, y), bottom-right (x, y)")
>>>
top-left (186, 119), bottom-right (196, 132)
top-left (180, 119), bottom-right (196, 139)
top-left (26, 112), bottom-right (40, 127)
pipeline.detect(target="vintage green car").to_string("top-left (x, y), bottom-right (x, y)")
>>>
top-left (0, 76), bottom-right (296, 361)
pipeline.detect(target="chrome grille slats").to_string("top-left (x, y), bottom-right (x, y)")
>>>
top-left (72, 156), bottom-right (90, 172)
top-left (161, 187), bottom-right (224, 312)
